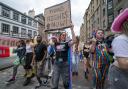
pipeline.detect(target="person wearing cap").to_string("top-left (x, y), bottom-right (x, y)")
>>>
top-left (108, 8), bottom-right (128, 89)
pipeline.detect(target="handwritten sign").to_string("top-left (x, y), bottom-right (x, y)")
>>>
top-left (44, 0), bottom-right (71, 31)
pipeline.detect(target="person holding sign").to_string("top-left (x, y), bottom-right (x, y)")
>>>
top-left (51, 23), bottom-right (76, 89)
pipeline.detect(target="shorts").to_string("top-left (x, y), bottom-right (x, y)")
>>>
top-left (108, 64), bottom-right (128, 89)
top-left (24, 52), bottom-right (33, 69)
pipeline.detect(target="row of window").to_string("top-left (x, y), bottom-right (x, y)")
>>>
top-left (1, 6), bottom-right (37, 27)
top-left (108, 1), bottom-right (113, 9)
top-left (0, 39), bottom-right (17, 47)
top-left (1, 23), bottom-right (37, 37)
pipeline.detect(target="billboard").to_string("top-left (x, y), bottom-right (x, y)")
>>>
top-left (44, 0), bottom-right (71, 31)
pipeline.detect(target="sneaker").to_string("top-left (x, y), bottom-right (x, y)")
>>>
top-left (84, 72), bottom-right (88, 79)
top-left (72, 72), bottom-right (75, 76)
top-left (23, 78), bottom-right (31, 86)
top-left (35, 82), bottom-right (42, 89)
top-left (75, 72), bottom-right (78, 76)
top-left (7, 78), bottom-right (15, 82)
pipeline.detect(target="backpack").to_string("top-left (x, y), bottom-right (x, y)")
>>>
top-left (48, 45), bottom-right (55, 57)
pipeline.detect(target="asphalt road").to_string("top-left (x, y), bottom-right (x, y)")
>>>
top-left (0, 56), bottom-right (16, 70)
top-left (72, 61), bottom-right (91, 89)
top-left (0, 66), bottom-right (65, 89)
top-left (0, 61), bottom-right (91, 89)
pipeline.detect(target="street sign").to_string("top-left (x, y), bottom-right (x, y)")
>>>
top-left (44, 0), bottom-right (71, 31)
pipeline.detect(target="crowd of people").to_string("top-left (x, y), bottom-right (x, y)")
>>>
top-left (6, 24), bottom-right (75, 89)
top-left (72, 8), bottom-right (128, 89)
top-left (5, 8), bottom-right (128, 89)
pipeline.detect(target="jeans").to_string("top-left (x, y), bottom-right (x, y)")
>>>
top-left (72, 52), bottom-right (79, 73)
top-left (51, 61), bottom-right (69, 89)
top-left (108, 64), bottom-right (128, 89)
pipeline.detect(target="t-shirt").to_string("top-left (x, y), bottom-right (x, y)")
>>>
top-left (34, 43), bottom-right (47, 61)
top-left (112, 34), bottom-right (128, 58)
top-left (55, 41), bottom-right (69, 62)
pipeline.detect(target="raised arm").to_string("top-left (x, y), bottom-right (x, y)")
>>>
top-left (90, 38), bottom-right (96, 53)
top-left (68, 24), bottom-right (76, 46)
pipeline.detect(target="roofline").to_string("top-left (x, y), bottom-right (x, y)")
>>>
top-left (0, 2), bottom-right (38, 22)
top-left (44, 0), bottom-right (69, 11)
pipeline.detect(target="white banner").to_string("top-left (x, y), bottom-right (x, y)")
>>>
top-left (44, 0), bottom-right (71, 31)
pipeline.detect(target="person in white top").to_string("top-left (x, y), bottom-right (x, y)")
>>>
top-left (108, 8), bottom-right (128, 89)
top-left (23, 39), bottom-right (34, 86)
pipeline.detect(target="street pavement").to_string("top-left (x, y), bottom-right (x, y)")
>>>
top-left (72, 61), bottom-right (91, 89)
top-left (0, 56), bottom-right (16, 70)
top-left (0, 61), bottom-right (91, 89)
top-left (0, 66), bottom-right (64, 89)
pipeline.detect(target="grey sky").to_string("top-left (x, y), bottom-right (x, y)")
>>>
top-left (0, 0), bottom-right (90, 36)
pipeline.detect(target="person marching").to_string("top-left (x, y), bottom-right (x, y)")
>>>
top-left (108, 8), bottom-right (128, 89)
top-left (83, 40), bottom-right (91, 79)
top-left (7, 40), bottom-right (26, 83)
top-left (23, 39), bottom-right (34, 86)
top-left (90, 29), bottom-right (111, 89)
top-left (32, 35), bottom-right (47, 88)
top-left (51, 24), bottom-right (76, 89)
top-left (72, 36), bottom-right (79, 76)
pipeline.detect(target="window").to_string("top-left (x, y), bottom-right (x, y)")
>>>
top-left (0, 39), bottom-right (2, 45)
top-left (97, 0), bottom-right (98, 5)
top-left (28, 19), bottom-right (32, 26)
top-left (13, 12), bottom-right (19, 21)
top-left (28, 30), bottom-right (32, 37)
top-left (21, 28), bottom-right (26, 37)
top-left (103, 8), bottom-right (105, 16)
top-left (1, 23), bottom-right (10, 33)
top-left (7, 40), bottom-right (10, 46)
top-left (97, 18), bottom-right (99, 24)
top-left (103, 0), bottom-right (106, 4)
top-left (21, 16), bottom-right (26, 24)
top-left (33, 21), bottom-right (37, 27)
top-left (2, 6), bottom-right (10, 18)
top-left (33, 31), bottom-right (37, 37)
top-left (97, 8), bottom-right (99, 15)
top-left (108, 14), bottom-right (114, 23)
top-left (108, 1), bottom-right (113, 9)
top-left (103, 20), bottom-right (106, 27)
top-left (13, 26), bottom-right (19, 34)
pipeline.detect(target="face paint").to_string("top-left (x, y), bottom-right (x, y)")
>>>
top-left (96, 30), bottom-right (104, 40)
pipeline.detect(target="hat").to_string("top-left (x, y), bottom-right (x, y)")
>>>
top-left (111, 8), bottom-right (128, 33)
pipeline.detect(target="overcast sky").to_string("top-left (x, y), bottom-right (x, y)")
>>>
top-left (0, 0), bottom-right (90, 36)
